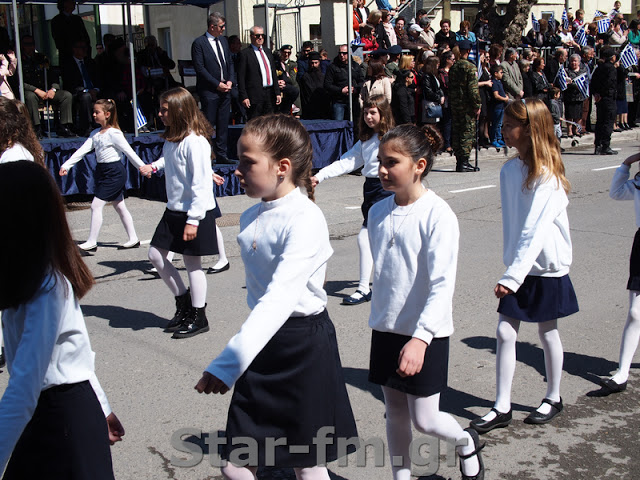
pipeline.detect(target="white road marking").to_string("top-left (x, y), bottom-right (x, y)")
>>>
top-left (592, 165), bottom-right (621, 171)
top-left (449, 185), bottom-right (496, 194)
top-left (345, 206), bottom-right (360, 210)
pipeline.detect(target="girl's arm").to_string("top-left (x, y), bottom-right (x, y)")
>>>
top-left (185, 137), bottom-right (214, 226)
top-left (140, 156), bottom-right (164, 178)
top-left (59, 136), bottom-right (95, 175)
top-left (111, 129), bottom-right (145, 169)
top-left (610, 153), bottom-right (640, 200)
top-left (313, 140), bottom-right (365, 184)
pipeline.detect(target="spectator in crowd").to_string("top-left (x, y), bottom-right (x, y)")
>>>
top-left (572, 9), bottom-right (585, 31)
top-left (592, 48), bottom-right (619, 155)
top-left (391, 69), bottom-right (415, 124)
top-left (586, 22), bottom-right (599, 48)
top-left (418, 16), bottom-right (436, 50)
top-left (615, 59), bottom-right (630, 131)
top-left (520, 59), bottom-right (533, 98)
top-left (380, 11), bottom-right (397, 47)
top-left (296, 41), bottom-right (314, 81)
top-left (489, 64), bottom-right (508, 148)
top-left (137, 35), bottom-right (178, 95)
top-left (228, 34), bottom-right (246, 124)
top-left (361, 59), bottom-right (392, 106)
top-left (398, 54), bottom-right (419, 118)
top-left (19, 35), bottom-right (74, 138)
top-left (627, 49), bottom-right (640, 127)
top-left (401, 24), bottom-right (431, 55)
top-left (545, 48), bottom-right (567, 87)
top-left (609, 18), bottom-right (628, 46)
top-left (558, 24), bottom-right (580, 50)
top-left (325, 44), bottom-right (365, 121)
top-left (191, 12), bottom-right (233, 161)
top-left (456, 20), bottom-right (477, 44)
top-left (549, 86), bottom-right (563, 144)
top-left (386, 45), bottom-right (402, 77)
top-left (473, 12), bottom-right (491, 42)
top-left (478, 50), bottom-right (493, 148)
top-left (275, 45), bottom-right (300, 115)
top-left (356, 0), bottom-right (370, 30)
top-left (368, 10), bottom-right (391, 50)
top-left (360, 24), bottom-right (379, 51)
top-left (395, 17), bottom-right (407, 43)
top-left (629, 20), bottom-right (640, 45)
top-left (95, 43), bottom-right (104, 56)
top-left (353, 0), bottom-right (363, 36)
top-left (420, 56), bottom-right (443, 125)
top-left (375, 0), bottom-right (394, 14)
top-left (501, 47), bottom-right (523, 101)
top-left (581, 46), bottom-right (596, 132)
top-left (531, 57), bottom-right (551, 102)
top-left (449, 39), bottom-right (480, 172)
top-left (435, 19), bottom-right (457, 50)
top-left (564, 53), bottom-right (587, 137)
top-left (51, 0), bottom-right (91, 72)
top-left (525, 18), bottom-right (550, 48)
top-left (94, 33), bottom-right (114, 73)
top-left (62, 39), bottom-right (101, 137)
top-left (0, 49), bottom-right (16, 100)
top-left (488, 43), bottom-right (503, 66)
top-left (438, 50), bottom-right (455, 152)
top-left (237, 26), bottom-right (281, 120)
top-left (299, 52), bottom-right (329, 119)
top-left (319, 49), bottom-right (331, 73)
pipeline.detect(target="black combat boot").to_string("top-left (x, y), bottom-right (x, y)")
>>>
top-left (172, 305), bottom-right (210, 339)
top-left (164, 289), bottom-right (192, 332)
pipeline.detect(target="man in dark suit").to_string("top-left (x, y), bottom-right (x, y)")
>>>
top-left (237, 26), bottom-right (281, 120)
top-left (62, 39), bottom-right (100, 137)
top-left (51, 0), bottom-right (91, 74)
top-left (191, 12), bottom-right (234, 163)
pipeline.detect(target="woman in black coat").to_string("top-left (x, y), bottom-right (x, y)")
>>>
top-left (391, 69), bottom-right (415, 124)
top-left (420, 56), bottom-right (443, 125)
top-left (530, 57), bottom-right (550, 103)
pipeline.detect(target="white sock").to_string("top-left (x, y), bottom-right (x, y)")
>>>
top-left (184, 255), bottom-right (206, 308)
top-left (212, 226), bottom-right (228, 269)
top-left (613, 290), bottom-right (640, 384)
top-left (538, 319), bottom-right (563, 408)
top-left (148, 246), bottom-right (187, 297)
top-left (112, 197), bottom-right (138, 244)
top-left (382, 386), bottom-right (413, 480)
top-left (494, 315), bottom-right (520, 413)
top-left (294, 466), bottom-right (331, 480)
top-left (356, 227), bottom-right (372, 294)
top-left (84, 197), bottom-right (107, 246)
top-left (221, 463), bottom-right (257, 480)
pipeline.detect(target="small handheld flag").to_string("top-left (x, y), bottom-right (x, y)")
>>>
top-left (620, 43), bottom-right (638, 69)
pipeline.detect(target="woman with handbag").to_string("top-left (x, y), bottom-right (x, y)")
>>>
top-left (421, 56), bottom-right (443, 125)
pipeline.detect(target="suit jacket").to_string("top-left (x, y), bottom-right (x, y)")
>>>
top-left (500, 60), bottom-right (523, 100)
top-left (237, 45), bottom-right (279, 103)
top-left (62, 56), bottom-right (100, 94)
top-left (191, 34), bottom-right (234, 95)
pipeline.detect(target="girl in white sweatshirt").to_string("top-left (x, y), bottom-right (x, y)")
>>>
top-left (470, 98), bottom-right (578, 434)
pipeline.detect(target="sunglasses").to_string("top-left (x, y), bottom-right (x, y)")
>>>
top-left (214, 23), bottom-right (226, 29)
top-left (339, 51), bottom-right (348, 55)
top-left (252, 33), bottom-right (265, 38)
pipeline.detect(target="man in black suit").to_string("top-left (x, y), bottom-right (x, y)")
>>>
top-left (192, 12), bottom-right (234, 163)
top-left (62, 39), bottom-right (100, 137)
top-left (51, 0), bottom-right (91, 74)
top-left (237, 26), bottom-right (281, 120)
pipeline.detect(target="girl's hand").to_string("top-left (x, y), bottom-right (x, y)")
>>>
top-left (212, 172), bottom-right (225, 186)
top-left (59, 167), bottom-right (68, 176)
top-left (195, 371), bottom-right (230, 394)
top-left (106, 412), bottom-right (125, 445)
top-left (183, 224), bottom-right (198, 241)
top-left (310, 176), bottom-right (319, 188)
top-left (494, 283), bottom-right (513, 298)
top-left (139, 164), bottom-right (153, 178)
top-left (396, 338), bottom-right (428, 377)
top-left (623, 152), bottom-right (640, 166)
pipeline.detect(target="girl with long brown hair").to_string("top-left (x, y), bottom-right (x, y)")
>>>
top-left (0, 97), bottom-right (44, 165)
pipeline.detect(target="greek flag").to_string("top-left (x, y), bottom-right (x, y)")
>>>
top-left (574, 73), bottom-right (589, 100)
top-left (620, 43), bottom-right (638, 69)
top-left (549, 12), bottom-right (556, 31)
top-left (609, 9), bottom-right (617, 18)
top-left (135, 103), bottom-right (147, 131)
top-left (597, 17), bottom-right (611, 33)
top-left (594, 10), bottom-right (605, 18)
top-left (556, 65), bottom-right (568, 91)
top-left (575, 27), bottom-right (587, 46)
top-left (562, 8), bottom-right (569, 29)
top-left (532, 13), bottom-right (540, 32)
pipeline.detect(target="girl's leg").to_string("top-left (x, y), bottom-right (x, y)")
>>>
top-left (408, 393), bottom-right (480, 477)
top-left (81, 197), bottom-right (107, 248)
top-left (183, 255), bottom-right (206, 308)
top-left (112, 197), bottom-right (139, 245)
top-left (148, 246), bottom-right (187, 296)
top-left (212, 226), bottom-right (229, 270)
top-left (536, 318), bottom-right (563, 415)
top-left (357, 226), bottom-right (373, 295)
top-left (381, 386), bottom-right (413, 480)
top-left (612, 290), bottom-right (640, 384)
top-left (220, 463), bottom-right (258, 480)
top-left (293, 466), bottom-right (331, 480)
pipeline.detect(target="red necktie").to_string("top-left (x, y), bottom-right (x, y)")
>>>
top-left (259, 47), bottom-right (271, 86)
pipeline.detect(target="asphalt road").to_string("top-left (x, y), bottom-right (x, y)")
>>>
top-left (2, 133), bottom-right (640, 480)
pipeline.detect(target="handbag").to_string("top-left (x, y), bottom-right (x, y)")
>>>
top-left (626, 80), bottom-right (634, 103)
top-left (422, 100), bottom-right (442, 121)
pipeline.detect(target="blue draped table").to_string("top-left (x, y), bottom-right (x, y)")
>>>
top-left (43, 120), bottom-right (354, 200)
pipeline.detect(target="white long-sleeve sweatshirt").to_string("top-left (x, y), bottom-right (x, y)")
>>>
top-left (499, 157), bottom-right (572, 293)
top-left (314, 136), bottom-right (381, 182)
top-left (368, 190), bottom-right (459, 345)
top-left (60, 127), bottom-right (144, 170)
top-left (609, 163), bottom-right (640, 227)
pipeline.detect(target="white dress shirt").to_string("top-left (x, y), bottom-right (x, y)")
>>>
top-left (251, 44), bottom-right (273, 87)
top-left (205, 32), bottom-right (227, 82)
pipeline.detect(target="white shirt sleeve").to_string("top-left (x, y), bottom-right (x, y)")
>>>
top-left (151, 156), bottom-right (165, 171)
top-left (110, 130), bottom-right (144, 169)
top-left (315, 140), bottom-right (365, 183)
top-left (60, 136), bottom-right (95, 171)
top-left (88, 373), bottom-right (112, 417)
top-left (185, 137), bottom-right (213, 226)
top-left (610, 163), bottom-right (636, 201)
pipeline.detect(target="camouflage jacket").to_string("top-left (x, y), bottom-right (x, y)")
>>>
top-left (448, 58), bottom-right (481, 112)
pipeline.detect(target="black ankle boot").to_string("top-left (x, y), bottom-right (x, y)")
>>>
top-left (172, 305), bottom-right (210, 339)
top-left (165, 290), bottom-right (192, 332)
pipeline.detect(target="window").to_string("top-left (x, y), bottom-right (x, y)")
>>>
top-left (158, 27), bottom-right (172, 60)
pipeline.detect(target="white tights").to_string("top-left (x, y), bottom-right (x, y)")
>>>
top-left (221, 463), bottom-right (330, 480)
top-left (491, 315), bottom-right (563, 416)
top-left (612, 290), bottom-right (640, 384)
top-left (212, 226), bottom-right (228, 269)
top-left (382, 387), bottom-right (479, 480)
top-left (82, 195), bottom-right (138, 247)
top-left (148, 246), bottom-right (207, 308)
top-left (357, 227), bottom-right (373, 294)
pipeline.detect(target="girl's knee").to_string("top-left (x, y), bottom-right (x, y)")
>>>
top-left (496, 321), bottom-right (518, 344)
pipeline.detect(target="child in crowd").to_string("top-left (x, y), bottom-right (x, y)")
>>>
top-left (59, 99), bottom-right (145, 252)
top-left (601, 151), bottom-right (640, 394)
top-left (196, 114), bottom-right (357, 480)
top-left (549, 87), bottom-right (565, 152)
top-left (369, 124), bottom-right (485, 480)
top-left (470, 99), bottom-right (578, 434)
top-left (0, 160), bottom-right (124, 478)
top-left (489, 64), bottom-right (508, 149)
top-left (311, 95), bottom-right (395, 305)
top-left (0, 97), bottom-right (44, 165)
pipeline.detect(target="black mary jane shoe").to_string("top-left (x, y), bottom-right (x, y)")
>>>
top-left (599, 377), bottom-right (627, 394)
top-left (524, 397), bottom-right (563, 425)
top-left (469, 408), bottom-right (512, 434)
top-left (459, 427), bottom-right (485, 480)
top-left (207, 262), bottom-right (230, 274)
top-left (341, 289), bottom-right (372, 305)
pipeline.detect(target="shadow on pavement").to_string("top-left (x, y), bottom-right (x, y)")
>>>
top-left (82, 304), bottom-right (167, 330)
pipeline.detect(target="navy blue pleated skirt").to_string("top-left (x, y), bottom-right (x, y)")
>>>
top-left (627, 228), bottom-right (640, 291)
top-left (95, 161), bottom-right (126, 202)
top-left (498, 274), bottom-right (579, 323)
top-left (223, 309), bottom-right (358, 468)
top-left (362, 177), bottom-right (393, 227)
top-left (151, 208), bottom-right (218, 256)
top-left (369, 330), bottom-right (449, 397)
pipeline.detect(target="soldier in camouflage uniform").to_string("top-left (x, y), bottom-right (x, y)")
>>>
top-left (448, 39), bottom-right (481, 172)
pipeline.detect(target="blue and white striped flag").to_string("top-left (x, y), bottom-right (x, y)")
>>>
top-left (575, 27), bottom-right (587, 46)
top-left (556, 65), bottom-right (568, 91)
top-left (549, 12), bottom-right (556, 31)
top-left (609, 9), bottom-right (617, 18)
top-left (594, 10), bottom-right (605, 18)
top-left (532, 12), bottom-right (540, 32)
top-left (562, 8), bottom-right (569, 29)
top-left (597, 17), bottom-right (611, 33)
top-left (135, 103), bottom-right (147, 131)
top-left (620, 43), bottom-right (638, 69)
top-left (573, 73), bottom-right (589, 100)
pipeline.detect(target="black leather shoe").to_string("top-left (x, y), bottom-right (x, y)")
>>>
top-left (524, 397), bottom-right (563, 424)
top-left (341, 289), bottom-right (372, 305)
top-left (470, 408), bottom-right (512, 434)
top-left (173, 305), bottom-right (210, 339)
top-left (599, 377), bottom-right (627, 394)
top-left (602, 148), bottom-right (619, 155)
top-left (460, 427), bottom-right (485, 480)
top-left (117, 240), bottom-right (140, 250)
top-left (165, 290), bottom-right (192, 332)
top-left (207, 262), bottom-right (230, 274)
top-left (594, 146), bottom-right (602, 155)
top-left (56, 125), bottom-right (76, 138)
top-left (457, 162), bottom-right (480, 172)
